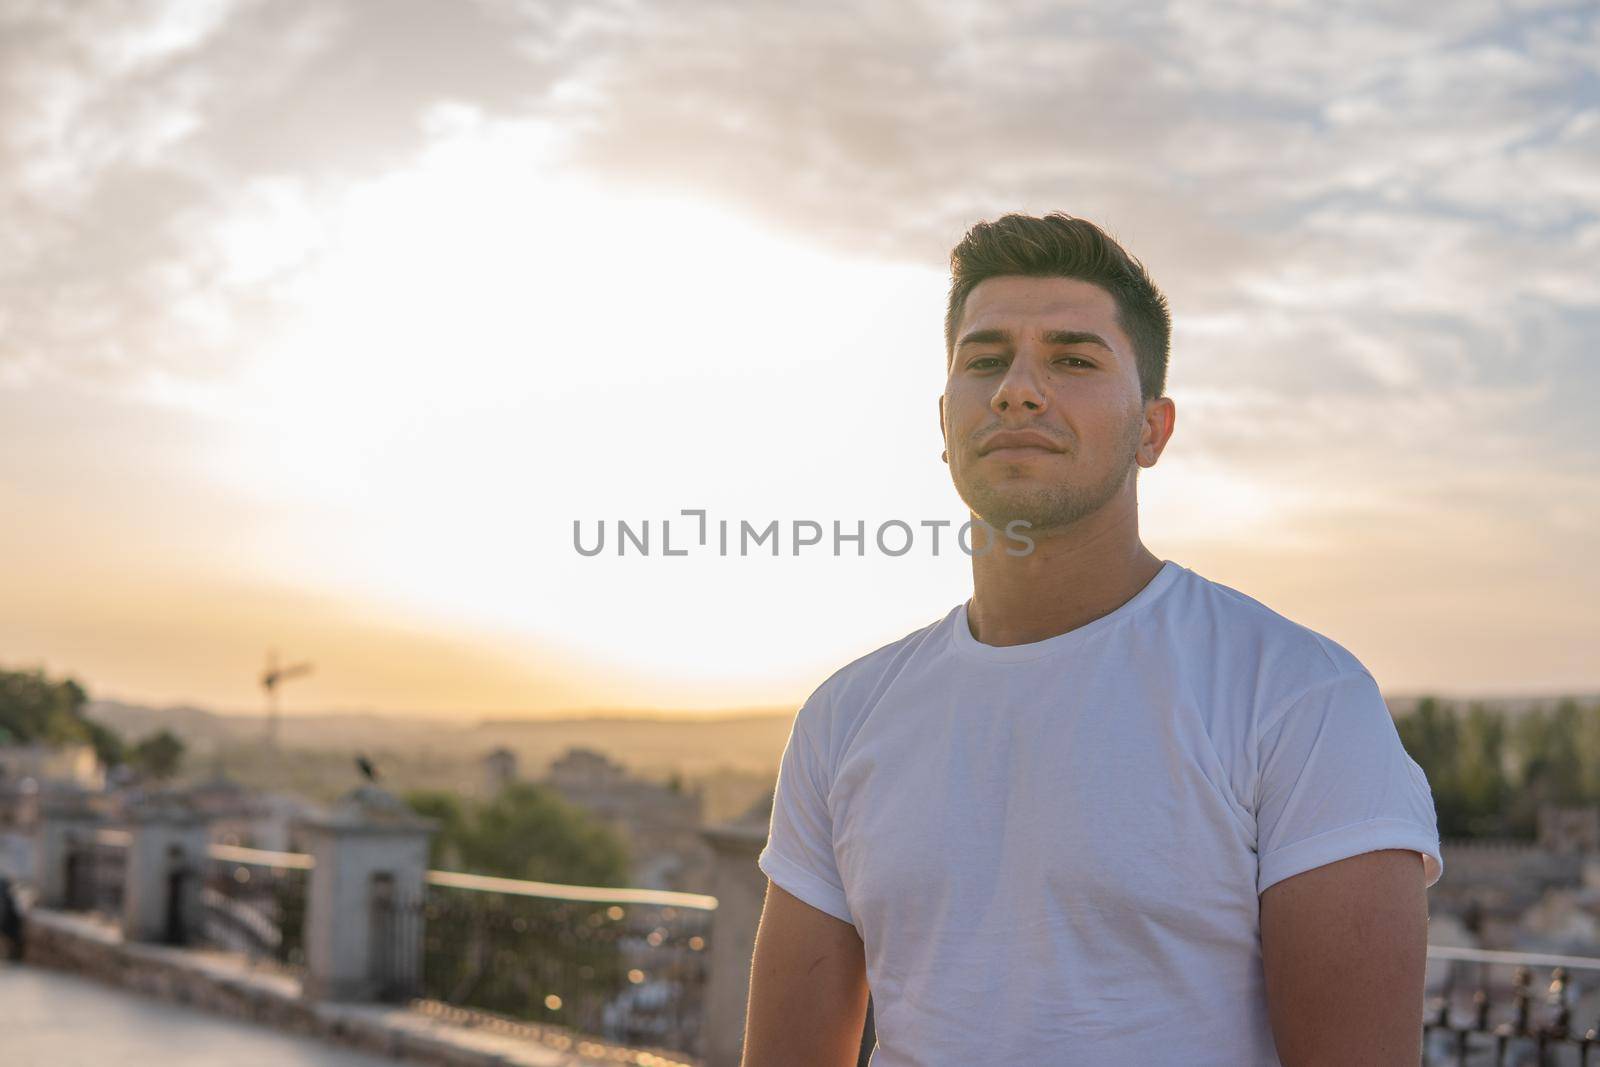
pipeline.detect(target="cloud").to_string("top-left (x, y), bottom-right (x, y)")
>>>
top-left (0, 0), bottom-right (574, 390)
top-left (8, 1), bottom-right (1592, 401)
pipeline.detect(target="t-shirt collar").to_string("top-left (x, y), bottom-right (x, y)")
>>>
top-left (949, 560), bottom-right (1183, 663)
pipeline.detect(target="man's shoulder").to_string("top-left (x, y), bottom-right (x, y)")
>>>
top-left (1172, 565), bottom-right (1369, 682)
top-left (800, 608), bottom-right (957, 725)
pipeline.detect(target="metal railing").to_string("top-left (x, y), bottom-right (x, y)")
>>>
top-left (62, 828), bottom-right (128, 919)
top-left (199, 843), bottom-right (312, 971)
top-left (390, 869), bottom-right (716, 1061)
top-left (1424, 945), bottom-right (1600, 1065)
top-left (50, 830), bottom-right (714, 1058)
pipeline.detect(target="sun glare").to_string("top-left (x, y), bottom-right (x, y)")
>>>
top-left (191, 119), bottom-right (954, 697)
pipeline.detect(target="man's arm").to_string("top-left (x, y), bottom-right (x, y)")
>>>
top-left (742, 878), bottom-right (870, 1067)
top-left (1259, 848), bottom-right (1428, 1067)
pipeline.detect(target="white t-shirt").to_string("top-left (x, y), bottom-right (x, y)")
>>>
top-left (758, 559), bottom-right (1443, 1067)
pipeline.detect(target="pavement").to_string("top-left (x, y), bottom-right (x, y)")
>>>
top-left (0, 960), bottom-right (404, 1067)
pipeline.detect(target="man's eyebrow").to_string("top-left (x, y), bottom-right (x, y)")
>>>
top-left (955, 328), bottom-right (1114, 353)
top-left (1042, 329), bottom-right (1113, 352)
top-left (955, 328), bottom-right (1011, 348)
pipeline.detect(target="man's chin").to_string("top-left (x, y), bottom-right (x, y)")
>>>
top-left (977, 513), bottom-right (1072, 536)
top-left (959, 461), bottom-right (1135, 534)
top-left (966, 498), bottom-right (1077, 535)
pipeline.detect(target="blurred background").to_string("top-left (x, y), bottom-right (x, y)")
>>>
top-left (1, 2), bottom-right (1597, 1065)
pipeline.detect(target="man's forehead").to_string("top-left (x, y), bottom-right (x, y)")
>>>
top-left (958, 276), bottom-right (1122, 338)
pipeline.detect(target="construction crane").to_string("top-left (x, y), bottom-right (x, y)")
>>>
top-left (260, 649), bottom-right (313, 747)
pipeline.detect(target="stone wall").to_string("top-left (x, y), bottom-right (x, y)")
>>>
top-left (1438, 839), bottom-right (1584, 897)
top-left (1432, 839), bottom-right (1591, 952)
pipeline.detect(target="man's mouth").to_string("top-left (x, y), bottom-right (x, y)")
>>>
top-left (977, 430), bottom-right (1065, 456)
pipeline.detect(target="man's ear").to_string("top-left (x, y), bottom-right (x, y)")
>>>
top-left (937, 394), bottom-right (950, 464)
top-left (1137, 396), bottom-right (1176, 468)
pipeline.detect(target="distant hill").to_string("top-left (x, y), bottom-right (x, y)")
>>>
top-left (84, 699), bottom-right (240, 747)
top-left (84, 690), bottom-right (1600, 789)
top-left (85, 698), bottom-right (798, 780)
top-left (81, 697), bottom-right (792, 821)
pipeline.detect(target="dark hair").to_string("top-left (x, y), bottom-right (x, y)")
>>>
top-left (945, 213), bottom-right (1171, 401)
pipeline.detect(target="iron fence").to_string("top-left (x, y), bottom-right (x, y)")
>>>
top-left (370, 870), bottom-right (423, 1000)
top-left (384, 870), bottom-right (715, 1061)
top-left (62, 828), bottom-right (128, 918)
top-left (1424, 946), bottom-right (1600, 1065)
top-left (199, 843), bottom-right (312, 971)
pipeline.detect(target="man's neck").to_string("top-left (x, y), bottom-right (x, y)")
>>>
top-left (965, 503), bottom-right (1163, 648)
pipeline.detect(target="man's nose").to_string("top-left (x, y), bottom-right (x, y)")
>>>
top-left (991, 358), bottom-right (1047, 414)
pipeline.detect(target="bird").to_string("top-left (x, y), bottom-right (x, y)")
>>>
top-left (356, 755), bottom-right (379, 783)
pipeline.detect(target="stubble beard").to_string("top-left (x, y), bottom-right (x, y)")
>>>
top-left (954, 410), bottom-right (1144, 535)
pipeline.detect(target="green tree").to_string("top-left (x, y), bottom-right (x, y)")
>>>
top-left (468, 783), bottom-right (628, 885)
top-left (1500, 700), bottom-right (1588, 837)
top-left (1397, 696), bottom-right (1468, 835)
top-left (0, 667), bottom-right (90, 745)
top-left (1393, 696), bottom-right (1600, 842)
top-left (1515, 704), bottom-right (1584, 798)
top-left (1454, 703), bottom-right (1509, 837)
top-left (1577, 701), bottom-right (1600, 801)
top-left (1396, 696), bottom-right (1457, 781)
top-left (0, 665), bottom-right (125, 768)
top-left (130, 729), bottom-right (186, 780)
top-left (85, 719), bottom-right (126, 768)
top-left (406, 789), bottom-right (469, 869)
top-left (403, 783), bottom-right (631, 886)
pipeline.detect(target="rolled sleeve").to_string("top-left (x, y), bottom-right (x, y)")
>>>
top-left (757, 696), bottom-right (854, 924)
top-left (1256, 670), bottom-right (1444, 896)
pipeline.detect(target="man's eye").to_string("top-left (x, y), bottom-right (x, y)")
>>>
top-left (969, 357), bottom-right (1003, 370)
top-left (1056, 357), bottom-right (1092, 368)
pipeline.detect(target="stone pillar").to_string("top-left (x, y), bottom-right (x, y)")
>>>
top-left (123, 791), bottom-right (212, 943)
top-left (294, 785), bottom-right (435, 1002)
top-left (700, 800), bottom-right (776, 1067)
top-left (31, 786), bottom-right (102, 908)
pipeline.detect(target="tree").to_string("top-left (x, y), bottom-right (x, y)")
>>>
top-left (85, 719), bottom-right (126, 769)
top-left (403, 783), bottom-right (631, 886)
top-left (0, 666), bottom-right (90, 745)
top-left (1577, 701), bottom-right (1600, 801)
top-left (0, 665), bottom-right (126, 769)
top-left (1393, 696), bottom-right (1600, 841)
top-left (471, 782), bottom-right (631, 885)
top-left (1397, 696), bottom-right (1468, 834)
top-left (1514, 704), bottom-right (1584, 799)
top-left (1454, 704), bottom-right (1509, 837)
top-left (130, 730), bottom-right (186, 780)
top-left (406, 789), bottom-right (469, 870)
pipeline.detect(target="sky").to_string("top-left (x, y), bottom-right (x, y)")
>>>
top-left (2, 0), bottom-right (1597, 717)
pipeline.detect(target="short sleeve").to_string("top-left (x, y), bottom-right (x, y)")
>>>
top-left (1255, 669), bottom-right (1444, 896)
top-left (757, 697), bottom-right (854, 924)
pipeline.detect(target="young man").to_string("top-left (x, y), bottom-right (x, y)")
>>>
top-left (742, 213), bottom-right (1443, 1066)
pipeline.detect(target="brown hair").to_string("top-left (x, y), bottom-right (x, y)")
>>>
top-left (946, 213), bottom-right (1171, 401)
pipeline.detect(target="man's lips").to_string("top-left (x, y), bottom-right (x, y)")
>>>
top-left (978, 430), bottom-right (1064, 456)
